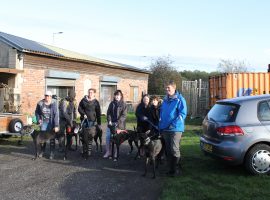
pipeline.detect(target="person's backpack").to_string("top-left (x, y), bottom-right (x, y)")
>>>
top-left (59, 98), bottom-right (69, 114)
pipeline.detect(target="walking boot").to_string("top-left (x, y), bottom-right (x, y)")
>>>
top-left (167, 156), bottom-right (181, 177)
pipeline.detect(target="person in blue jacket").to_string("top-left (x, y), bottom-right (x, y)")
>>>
top-left (159, 80), bottom-right (187, 177)
top-left (35, 90), bottom-right (59, 159)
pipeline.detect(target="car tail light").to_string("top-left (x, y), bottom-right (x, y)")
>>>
top-left (216, 126), bottom-right (244, 136)
top-left (223, 156), bottom-right (234, 161)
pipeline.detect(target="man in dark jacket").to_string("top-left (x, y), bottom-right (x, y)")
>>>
top-left (159, 81), bottom-right (187, 177)
top-left (59, 90), bottom-right (77, 151)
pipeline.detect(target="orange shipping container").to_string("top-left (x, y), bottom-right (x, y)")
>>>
top-left (209, 72), bottom-right (270, 107)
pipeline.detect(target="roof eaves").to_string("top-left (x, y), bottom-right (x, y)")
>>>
top-left (0, 35), bottom-right (24, 51)
top-left (23, 49), bottom-right (65, 58)
top-left (57, 55), bottom-right (150, 74)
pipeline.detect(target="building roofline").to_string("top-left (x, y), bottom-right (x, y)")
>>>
top-left (0, 31), bottom-right (150, 74)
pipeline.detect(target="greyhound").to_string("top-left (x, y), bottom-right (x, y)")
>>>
top-left (108, 123), bottom-right (136, 161)
top-left (29, 127), bottom-right (66, 160)
top-left (140, 129), bottom-right (163, 179)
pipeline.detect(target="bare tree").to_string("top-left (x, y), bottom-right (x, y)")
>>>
top-left (148, 56), bottom-right (182, 95)
top-left (217, 59), bottom-right (248, 73)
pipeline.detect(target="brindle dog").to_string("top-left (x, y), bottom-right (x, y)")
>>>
top-left (80, 123), bottom-right (96, 160)
top-left (140, 130), bottom-right (163, 179)
top-left (29, 127), bottom-right (66, 160)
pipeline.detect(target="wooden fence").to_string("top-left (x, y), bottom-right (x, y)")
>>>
top-left (181, 79), bottom-right (209, 118)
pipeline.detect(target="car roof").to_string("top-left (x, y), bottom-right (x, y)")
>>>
top-left (217, 94), bottom-right (270, 105)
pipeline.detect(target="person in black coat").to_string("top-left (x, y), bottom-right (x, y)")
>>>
top-left (150, 95), bottom-right (161, 127)
top-left (78, 88), bottom-right (101, 128)
top-left (103, 90), bottom-right (127, 158)
top-left (135, 94), bottom-right (152, 133)
top-left (59, 90), bottom-right (77, 151)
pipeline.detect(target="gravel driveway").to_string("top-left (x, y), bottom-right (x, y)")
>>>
top-left (0, 128), bottom-right (165, 200)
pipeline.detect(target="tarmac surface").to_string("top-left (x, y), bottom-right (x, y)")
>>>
top-left (0, 127), bottom-right (165, 200)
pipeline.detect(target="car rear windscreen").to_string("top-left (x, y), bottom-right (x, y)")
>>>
top-left (207, 103), bottom-right (239, 122)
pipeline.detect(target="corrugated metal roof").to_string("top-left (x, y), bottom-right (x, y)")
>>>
top-left (42, 44), bottom-right (149, 73)
top-left (0, 32), bottom-right (63, 57)
top-left (0, 31), bottom-right (149, 73)
top-left (41, 44), bottom-right (124, 67)
top-left (105, 60), bottom-right (149, 73)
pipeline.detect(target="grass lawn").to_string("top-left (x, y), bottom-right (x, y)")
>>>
top-left (161, 118), bottom-right (270, 200)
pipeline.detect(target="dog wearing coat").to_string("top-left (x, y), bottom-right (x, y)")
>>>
top-left (108, 123), bottom-right (137, 161)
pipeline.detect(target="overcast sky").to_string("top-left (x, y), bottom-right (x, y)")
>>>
top-left (1, 0), bottom-right (270, 72)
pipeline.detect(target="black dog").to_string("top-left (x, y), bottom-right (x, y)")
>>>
top-left (127, 126), bottom-right (140, 157)
top-left (108, 123), bottom-right (136, 161)
top-left (30, 128), bottom-right (66, 160)
top-left (66, 122), bottom-right (81, 151)
top-left (94, 125), bottom-right (103, 152)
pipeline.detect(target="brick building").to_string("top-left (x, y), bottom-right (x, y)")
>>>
top-left (0, 31), bottom-right (149, 115)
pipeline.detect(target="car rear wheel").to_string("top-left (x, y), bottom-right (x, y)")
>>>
top-left (245, 144), bottom-right (270, 175)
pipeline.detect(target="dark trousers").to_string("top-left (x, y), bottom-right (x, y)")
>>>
top-left (162, 131), bottom-right (182, 158)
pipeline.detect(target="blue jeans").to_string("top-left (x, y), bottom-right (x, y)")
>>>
top-left (105, 127), bottom-right (111, 144)
top-left (82, 119), bottom-right (95, 128)
top-left (41, 121), bottom-right (52, 131)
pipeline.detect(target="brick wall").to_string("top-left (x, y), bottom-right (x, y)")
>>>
top-left (21, 54), bottom-right (148, 115)
top-left (21, 68), bottom-right (46, 114)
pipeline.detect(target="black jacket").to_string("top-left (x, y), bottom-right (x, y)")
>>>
top-left (135, 103), bottom-right (152, 132)
top-left (59, 98), bottom-right (77, 125)
top-left (107, 100), bottom-right (127, 130)
top-left (150, 104), bottom-right (160, 126)
top-left (78, 96), bottom-right (101, 125)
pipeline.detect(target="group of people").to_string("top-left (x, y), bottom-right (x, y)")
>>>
top-left (134, 81), bottom-right (187, 176)
top-left (35, 80), bottom-right (187, 177)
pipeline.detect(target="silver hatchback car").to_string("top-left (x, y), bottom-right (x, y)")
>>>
top-left (200, 94), bottom-right (270, 175)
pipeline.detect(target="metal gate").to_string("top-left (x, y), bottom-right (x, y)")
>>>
top-left (181, 79), bottom-right (209, 118)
